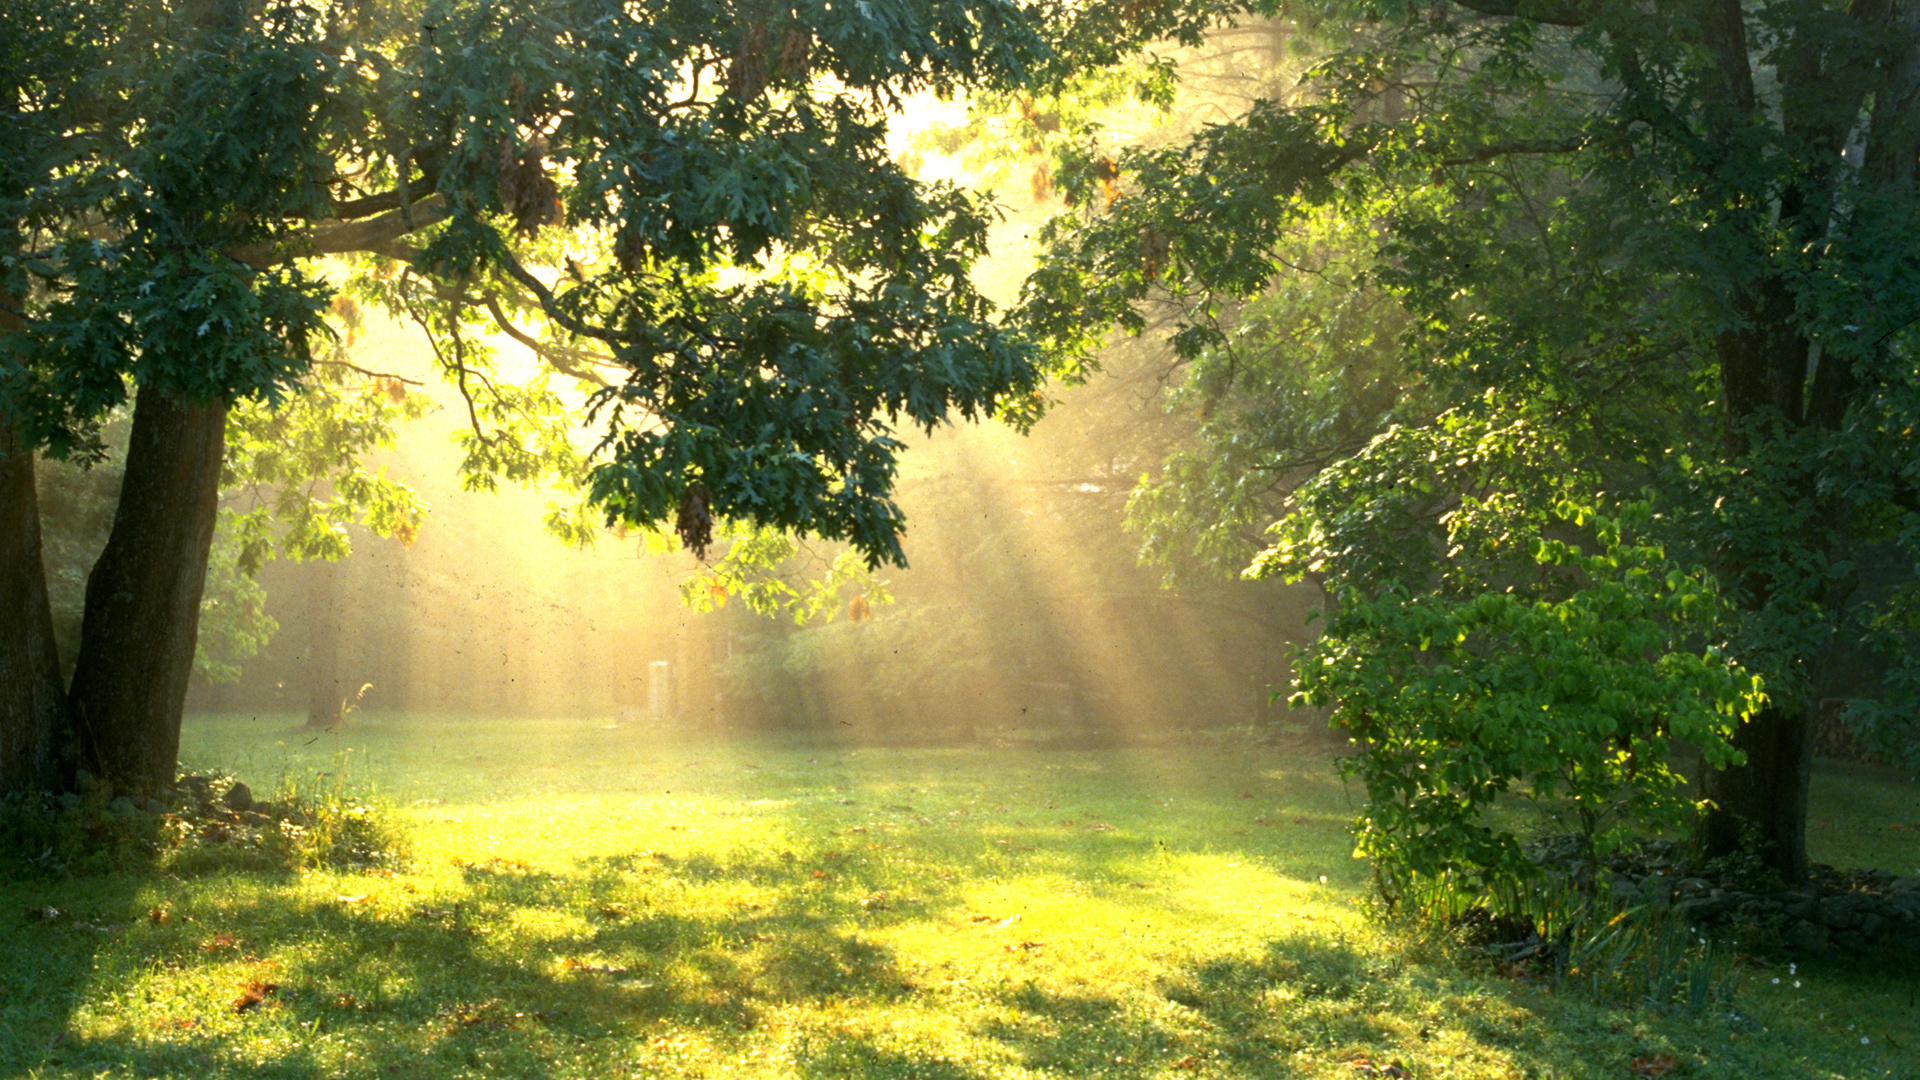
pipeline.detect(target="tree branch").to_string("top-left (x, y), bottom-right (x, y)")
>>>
top-left (227, 195), bottom-right (450, 269)
top-left (1445, 0), bottom-right (1600, 27)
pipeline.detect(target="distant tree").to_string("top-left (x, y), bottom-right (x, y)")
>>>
top-left (1022, 0), bottom-right (1920, 882)
top-left (2, 0), bottom-right (1231, 799)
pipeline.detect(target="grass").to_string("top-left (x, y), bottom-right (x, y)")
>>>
top-left (1, 711), bottom-right (1915, 1080)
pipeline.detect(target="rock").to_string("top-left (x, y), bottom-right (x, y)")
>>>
top-left (224, 782), bottom-right (253, 812)
top-left (140, 797), bottom-right (166, 815)
top-left (1782, 921), bottom-right (1830, 954)
top-left (1859, 912), bottom-right (1885, 940)
top-left (1891, 876), bottom-right (1920, 895)
top-left (1677, 896), bottom-right (1729, 921)
top-left (57, 792), bottom-right (81, 812)
top-left (109, 796), bottom-right (139, 816)
top-left (1818, 894), bottom-right (1863, 929)
top-left (250, 800), bottom-right (277, 819)
top-left (1785, 895), bottom-right (1820, 921)
top-left (1642, 874), bottom-right (1674, 907)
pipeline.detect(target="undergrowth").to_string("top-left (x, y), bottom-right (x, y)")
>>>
top-left (0, 767), bottom-right (407, 878)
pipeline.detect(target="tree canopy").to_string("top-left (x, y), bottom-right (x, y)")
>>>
top-left (0, 0), bottom-right (1227, 796)
top-left (1023, 0), bottom-right (1920, 882)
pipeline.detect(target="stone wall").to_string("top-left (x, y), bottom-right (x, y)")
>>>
top-left (1532, 839), bottom-right (1920, 959)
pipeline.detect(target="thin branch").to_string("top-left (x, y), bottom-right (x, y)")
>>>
top-left (1438, 134), bottom-right (1591, 166)
top-left (479, 291), bottom-right (616, 386)
top-left (309, 358), bottom-right (427, 386)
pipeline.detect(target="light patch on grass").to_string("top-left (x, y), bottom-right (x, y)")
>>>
top-left (0, 714), bottom-right (1911, 1079)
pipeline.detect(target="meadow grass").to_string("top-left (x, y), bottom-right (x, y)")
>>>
top-left (1, 712), bottom-right (1915, 1080)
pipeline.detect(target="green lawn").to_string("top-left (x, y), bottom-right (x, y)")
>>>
top-left (1, 713), bottom-right (1914, 1080)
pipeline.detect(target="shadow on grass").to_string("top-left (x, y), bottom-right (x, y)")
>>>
top-left (1, 844), bottom-right (932, 1079)
top-left (960, 936), bottom-right (1396, 1080)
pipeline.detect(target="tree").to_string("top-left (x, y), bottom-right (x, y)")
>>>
top-left (4, 0), bottom-right (1220, 799)
top-left (1022, 0), bottom-right (1920, 881)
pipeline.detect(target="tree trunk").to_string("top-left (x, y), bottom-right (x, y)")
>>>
top-left (0, 288), bottom-right (74, 799)
top-left (0, 425), bottom-right (73, 798)
top-left (1694, 265), bottom-right (1841, 880)
top-left (67, 384), bottom-right (227, 796)
top-left (306, 557), bottom-right (341, 729)
top-left (1699, 702), bottom-right (1812, 880)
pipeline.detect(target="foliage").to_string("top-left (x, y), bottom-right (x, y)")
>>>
top-left (1017, 0), bottom-right (1920, 879)
top-left (675, 522), bottom-right (893, 625)
top-left (5, 0), bottom-right (1235, 584)
top-left (1257, 406), bottom-right (1762, 893)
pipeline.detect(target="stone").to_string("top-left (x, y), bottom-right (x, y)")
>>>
top-left (109, 796), bottom-right (139, 816)
top-left (224, 782), bottom-right (253, 812)
top-left (1785, 895), bottom-right (1820, 921)
top-left (1859, 912), bottom-right (1885, 940)
top-left (1642, 874), bottom-right (1674, 907)
top-left (1891, 876), bottom-right (1920, 894)
top-left (1782, 921), bottom-right (1830, 954)
top-left (1676, 896), bottom-right (1729, 922)
top-left (1818, 894), bottom-right (1863, 929)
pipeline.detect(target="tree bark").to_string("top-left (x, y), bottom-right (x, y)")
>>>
top-left (0, 425), bottom-right (73, 798)
top-left (1699, 702), bottom-right (1813, 879)
top-left (67, 384), bottom-right (227, 796)
top-left (0, 290), bottom-right (74, 798)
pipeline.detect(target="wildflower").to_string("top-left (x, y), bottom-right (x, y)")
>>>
top-left (1861, 1037), bottom-right (1870, 1045)
top-left (1771, 978), bottom-right (1780, 984)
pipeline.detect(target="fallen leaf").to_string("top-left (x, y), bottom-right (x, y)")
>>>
top-left (148, 908), bottom-right (171, 924)
top-left (232, 981), bottom-right (278, 1013)
top-left (1630, 1054), bottom-right (1678, 1078)
top-left (1172, 1056), bottom-right (1201, 1070)
top-left (199, 933), bottom-right (240, 953)
top-left (334, 894), bottom-right (372, 904)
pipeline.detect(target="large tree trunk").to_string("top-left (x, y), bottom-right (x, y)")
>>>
top-left (0, 426), bottom-right (72, 798)
top-left (1699, 703), bottom-right (1813, 880)
top-left (0, 291), bottom-right (74, 798)
top-left (67, 384), bottom-right (227, 796)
